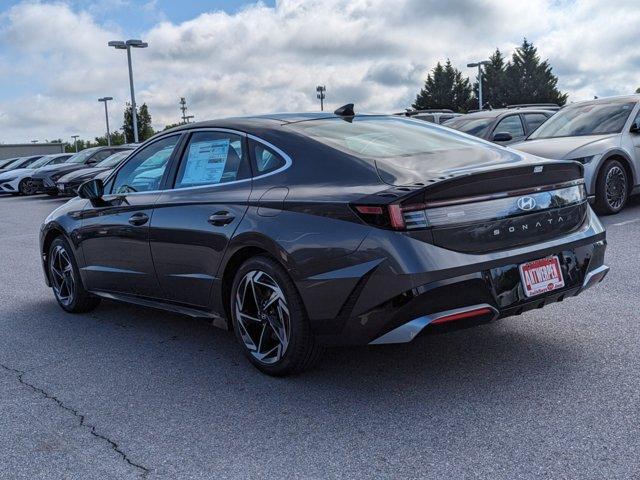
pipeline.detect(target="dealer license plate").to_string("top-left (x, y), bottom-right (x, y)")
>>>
top-left (518, 256), bottom-right (565, 298)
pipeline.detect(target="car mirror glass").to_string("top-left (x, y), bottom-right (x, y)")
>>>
top-left (630, 119), bottom-right (640, 133)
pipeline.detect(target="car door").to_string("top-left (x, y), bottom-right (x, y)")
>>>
top-left (78, 134), bottom-right (182, 298)
top-left (149, 129), bottom-right (253, 308)
top-left (491, 114), bottom-right (526, 144)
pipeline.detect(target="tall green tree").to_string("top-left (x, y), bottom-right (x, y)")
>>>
top-left (504, 38), bottom-right (567, 106)
top-left (123, 103), bottom-right (156, 143)
top-left (413, 60), bottom-right (473, 112)
top-left (473, 49), bottom-right (509, 108)
top-left (94, 131), bottom-right (126, 146)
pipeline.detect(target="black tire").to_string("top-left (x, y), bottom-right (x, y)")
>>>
top-left (230, 256), bottom-right (323, 376)
top-left (18, 179), bottom-right (30, 195)
top-left (48, 237), bottom-right (101, 313)
top-left (594, 159), bottom-right (629, 215)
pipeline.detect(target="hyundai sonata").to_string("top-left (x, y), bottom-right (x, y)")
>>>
top-left (40, 107), bottom-right (609, 375)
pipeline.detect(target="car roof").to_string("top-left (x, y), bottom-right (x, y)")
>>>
top-left (565, 94), bottom-right (640, 106)
top-left (450, 108), bottom-right (554, 120)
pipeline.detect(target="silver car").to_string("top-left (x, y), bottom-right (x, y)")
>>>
top-left (511, 95), bottom-right (640, 214)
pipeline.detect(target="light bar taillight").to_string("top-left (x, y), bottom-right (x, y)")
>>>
top-left (354, 203), bottom-right (425, 230)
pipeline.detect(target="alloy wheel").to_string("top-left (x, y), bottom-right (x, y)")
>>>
top-left (235, 270), bottom-right (290, 365)
top-left (605, 165), bottom-right (627, 211)
top-left (50, 245), bottom-right (75, 307)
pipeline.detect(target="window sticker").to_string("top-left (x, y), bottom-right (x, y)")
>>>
top-left (182, 139), bottom-right (230, 185)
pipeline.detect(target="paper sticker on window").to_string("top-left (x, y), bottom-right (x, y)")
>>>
top-left (182, 139), bottom-right (230, 185)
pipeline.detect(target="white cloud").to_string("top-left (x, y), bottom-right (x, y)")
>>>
top-left (0, 0), bottom-right (639, 143)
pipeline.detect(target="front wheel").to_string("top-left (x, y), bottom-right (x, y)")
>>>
top-left (230, 256), bottom-right (323, 376)
top-left (19, 179), bottom-right (32, 195)
top-left (48, 237), bottom-right (101, 313)
top-left (594, 159), bottom-right (628, 215)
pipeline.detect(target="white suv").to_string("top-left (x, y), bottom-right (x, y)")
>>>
top-left (511, 95), bottom-right (640, 214)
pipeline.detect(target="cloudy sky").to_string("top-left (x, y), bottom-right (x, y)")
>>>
top-left (0, 0), bottom-right (638, 143)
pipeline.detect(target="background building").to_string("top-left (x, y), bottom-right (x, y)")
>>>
top-left (0, 143), bottom-right (65, 160)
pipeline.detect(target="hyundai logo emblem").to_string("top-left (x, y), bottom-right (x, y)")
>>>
top-left (517, 196), bottom-right (536, 211)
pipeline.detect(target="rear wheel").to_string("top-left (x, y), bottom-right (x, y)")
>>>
top-left (594, 159), bottom-right (628, 215)
top-left (230, 256), bottom-right (323, 376)
top-left (48, 237), bottom-right (100, 313)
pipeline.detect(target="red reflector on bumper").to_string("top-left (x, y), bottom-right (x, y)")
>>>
top-left (430, 307), bottom-right (494, 325)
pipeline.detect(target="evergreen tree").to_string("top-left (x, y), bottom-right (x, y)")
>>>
top-left (504, 39), bottom-right (567, 106)
top-left (413, 60), bottom-right (473, 112)
top-left (473, 49), bottom-right (509, 108)
top-left (123, 103), bottom-right (156, 143)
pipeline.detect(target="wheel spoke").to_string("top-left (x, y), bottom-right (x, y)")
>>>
top-left (234, 269), bottom-right (290, 365)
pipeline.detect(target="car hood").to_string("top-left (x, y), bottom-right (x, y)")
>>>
top-left (32, 163), bottom-right (85, 178)
top-left (0, 167), bottom-right (34, 180)
top-left (58, 166), bottom-right (108, 183)
top-left (510, 134), bottom-right (620, 160)
top-left (374, 143), bottom-right (564, 186)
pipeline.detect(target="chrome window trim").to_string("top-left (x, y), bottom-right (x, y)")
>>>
top-left (100, 129), bottom-right (293, 197)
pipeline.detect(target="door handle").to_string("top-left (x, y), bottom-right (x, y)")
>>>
top-left (128, 212), bottom-right (149, 226)
top-left (208, 211), bottom-right (235, 226)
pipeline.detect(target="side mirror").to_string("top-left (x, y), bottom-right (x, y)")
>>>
top-left (86, 159), bottom-right (98, 165)
top-left (492, 132), bottom-right (513, 142)
top-left (78, 178), bottom-right (104, 200)
top-left (630, 119), bottom-right (640, 133)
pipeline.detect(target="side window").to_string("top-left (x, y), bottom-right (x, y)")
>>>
top-left (174, 132), bottom-right (250, 189)
top-left (111, 135), bottom-right (179, 194)
top-left (494, 115), bottom-right (525, 137)
top-left (253, 142), bottom-right (286, 175)
top-left (523, 113), bottom-right (550, 132)
top-left (52, 157), bottom-right (68, 164)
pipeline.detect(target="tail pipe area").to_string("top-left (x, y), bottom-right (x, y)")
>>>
top-left (369, 304), bottom-right (499, 345)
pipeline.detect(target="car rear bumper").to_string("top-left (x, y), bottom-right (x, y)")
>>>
top-left (305, 208), bottom-right (608, 346)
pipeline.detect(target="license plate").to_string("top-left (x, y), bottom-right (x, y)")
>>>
top-left (519, 256), bottom-right (565, 298)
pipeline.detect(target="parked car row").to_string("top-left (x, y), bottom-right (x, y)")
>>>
top-left (0, 145), bottom-right (136, 197)
top-left (443, 95), bottom-right (640, 214)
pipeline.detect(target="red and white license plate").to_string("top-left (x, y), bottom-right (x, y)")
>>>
top-left (518, 256), bottom-right (565, 298)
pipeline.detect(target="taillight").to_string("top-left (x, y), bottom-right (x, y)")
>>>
top-left (353, 202), bottom-right (428, 231)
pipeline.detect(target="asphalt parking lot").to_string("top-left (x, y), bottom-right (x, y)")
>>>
top-left (1, 194), bottom-right (639, 480)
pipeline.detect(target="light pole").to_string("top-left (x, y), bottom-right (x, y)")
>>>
top-left (108, 39), bottom-right (148, 143)
top-left (71, 135), bottom-right (79, 153)
top-left (467, 60), bottom-right (490, 110)
top-left (316, 85), bottom-right (326, 111)
top-left (98, 97), bottom-right (113, 146)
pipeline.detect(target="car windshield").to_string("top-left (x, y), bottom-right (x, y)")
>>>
top-left (289, 116), bottom-right (484, 158)
top-left (443, 116), bottom-right (494, 137)
top-left (66, 148), bottom-right (98, 164)
top-left (96, 150), bottom-right (131, 168)
top-left (30, 156), bottom-right (56, 168)
top-left (529, 101), bottom-right (636, 139)
top-left (0, 158), bottom-right (19, 168)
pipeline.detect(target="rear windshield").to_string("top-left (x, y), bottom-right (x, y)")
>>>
top-left (443, 116), bottom-right (494, 137)
top-left (289, 116), bottom-right (483, 158)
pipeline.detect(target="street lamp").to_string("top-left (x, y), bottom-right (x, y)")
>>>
top-left (71, 135), bottom-right (79, 153)
top-left (108, 39), bottom-right (148, 143)
top-left (467, 60), bottom-right (490, 110)
top-left (316, 85), bottom-right (326, 111)
top-left (98, 97), bottom-right (113, 146)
